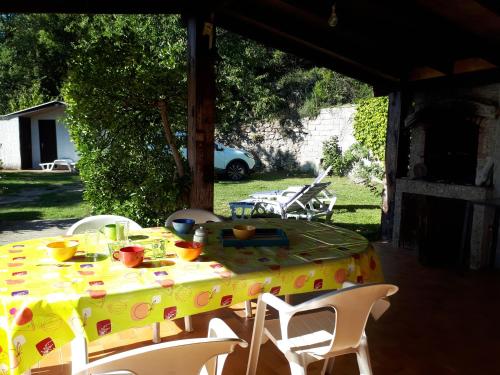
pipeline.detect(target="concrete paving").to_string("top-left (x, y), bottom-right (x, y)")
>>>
top-left (0, 219), bottom-right (79, 245)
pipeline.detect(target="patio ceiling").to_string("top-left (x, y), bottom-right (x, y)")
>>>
top-left (2, 0), bottom-right (499, 91)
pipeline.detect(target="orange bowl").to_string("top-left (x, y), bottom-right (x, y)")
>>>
top-left (174, 241), bottom-right (203, 261)
top-left (232, 225), bottom-right (256, 240)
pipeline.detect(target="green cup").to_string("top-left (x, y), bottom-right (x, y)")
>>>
top-left (115, 221), bottom-right (129, 242)
top-left (101, 224), bottom-right (117, 241)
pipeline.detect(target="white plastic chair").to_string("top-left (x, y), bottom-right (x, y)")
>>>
top-left (250, 166), bottom-right (334, 201)
top-left (165, 208), bottom-right (223, 227)
top-left (246, 283), bottom-right (398, 375)
top-left (72, 318), bottom-right (247, 375)
top-left (67, 215), bottom-right (142, 235)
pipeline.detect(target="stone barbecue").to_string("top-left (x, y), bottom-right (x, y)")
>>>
top-left (392, 83), bottom-right (500, 269)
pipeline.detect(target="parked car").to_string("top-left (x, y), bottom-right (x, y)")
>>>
top-left (214, 142), bottom-right (256, 181)
top-left (178, 133), bottom-right (255, 181)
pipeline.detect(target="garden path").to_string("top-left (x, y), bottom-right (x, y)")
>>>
top-left (0, 218), bottom-right (77, 245)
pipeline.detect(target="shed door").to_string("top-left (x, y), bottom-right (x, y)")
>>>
top-left (38, 120), bottom-right (57, 163)
top-left (19, 117), bottom-right (32, 169)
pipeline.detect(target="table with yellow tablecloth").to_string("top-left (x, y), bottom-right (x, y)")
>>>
top-left (0, 218), bottom-right (383, 374)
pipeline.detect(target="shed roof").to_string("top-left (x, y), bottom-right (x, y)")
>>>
top-left (1, 0), bottom-right (499, 91)
top-left (1, 100), bottom-right (66, 119)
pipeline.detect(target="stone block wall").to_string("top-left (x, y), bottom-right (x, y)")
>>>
top-left (233, 104), bottom-right (356, 172)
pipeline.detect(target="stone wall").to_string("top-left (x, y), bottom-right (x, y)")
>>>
top-left (234, 104), bottom-right (356, 172)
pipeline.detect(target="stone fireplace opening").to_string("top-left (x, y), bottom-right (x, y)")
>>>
top-left (424, 115), bottom-right (479, 185)
top-left (400, 193), bottom-right (466, 266)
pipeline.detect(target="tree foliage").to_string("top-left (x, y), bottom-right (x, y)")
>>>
top-left (300, 68), bottom-right (372, 118)
top-left (321, 136), bottom-right (352, 177)
top-left (353, 96), bottom-right (388, 161)
top-left (63, 15), bottom-right (188, 226)
top-left (0, 14), bottom-right (80, 113)
top-left (216, 32), bottom-right (372, 140)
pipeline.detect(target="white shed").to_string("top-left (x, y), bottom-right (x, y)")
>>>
top-left (0, 101), bottom-right (79, 169)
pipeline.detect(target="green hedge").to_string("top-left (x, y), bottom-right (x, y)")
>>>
top-left (353, 97), bottom-right (388, 161)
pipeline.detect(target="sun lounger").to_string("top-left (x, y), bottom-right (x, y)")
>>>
top-left (39, 158), bottom-right (76, 172)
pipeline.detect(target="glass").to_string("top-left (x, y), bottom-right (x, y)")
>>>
top-left (150, 239), bottom-right (165, 259)
top-left (116, 221), bottom-right (129, 243)
top-left (84, 229), bottom-right (103, 261)
top-left (107, 241), bottom-right (123, 261)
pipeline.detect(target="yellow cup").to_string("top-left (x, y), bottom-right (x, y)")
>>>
top-left (46, 240), bottom-right (79, 261)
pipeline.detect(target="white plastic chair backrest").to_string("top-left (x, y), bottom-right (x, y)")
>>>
top-left (284, 182), bottom-right (331, 212)
top-left (165, 208), bottom-right (222, 227)
top-left (279, 283), bottom-right (398, 353)
top-left (73, 337), bottom-right (245, 375)
top-left (312, 165), bottom-right (332, 184)
top-left (66, 215), bottom-right (142, 235)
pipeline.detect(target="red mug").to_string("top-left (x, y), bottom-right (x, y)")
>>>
top-left (113, 245), bottom-right (144, 267)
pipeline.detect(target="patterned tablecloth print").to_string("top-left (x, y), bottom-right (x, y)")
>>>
top-left (0, 218), bottom-right (383, 374)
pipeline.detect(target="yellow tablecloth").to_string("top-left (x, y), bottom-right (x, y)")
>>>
top-left (0, 219), bottom-right (383, 374)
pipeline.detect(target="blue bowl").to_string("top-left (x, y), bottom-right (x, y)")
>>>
top-left (172, 218), bottom-right (195, 234)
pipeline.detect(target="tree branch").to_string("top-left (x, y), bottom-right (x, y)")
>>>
top-left (158, 99), bottom-right (185, 177)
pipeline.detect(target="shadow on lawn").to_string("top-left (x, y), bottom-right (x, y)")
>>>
top-left (0, 210), bottom-right (43, 222)
top-left (216, 171), bottom-right (315, 184)
top-left (0, 217), bottom-right (79, 231)
top-left (334, 204), bottom-right (380, 212)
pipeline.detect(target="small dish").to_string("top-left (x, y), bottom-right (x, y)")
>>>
top-left (46, 240), bottom-right (79, 261)
top-left (232, 225), bottom-right (256, 240)
top-left (174, 241), bottom-right (203, 261)
top-left (172, 219), bottom-right (195, 234)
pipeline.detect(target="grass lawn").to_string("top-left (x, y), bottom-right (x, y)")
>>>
top-left (0, 172), bottom-right (91, 221)
top-left (1, 171), bottom-right (382, 239)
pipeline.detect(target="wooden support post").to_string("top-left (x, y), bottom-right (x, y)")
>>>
top-left (381, 92), bottom-right (405, 241)
top-left (187, 12), bottom-right (216, 210)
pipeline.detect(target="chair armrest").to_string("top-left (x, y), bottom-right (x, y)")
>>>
top-left (254, 199), bottom-right (280, 206)
top-left (342, 282), bottom-right (391, 320)
top-left (371, 299), bottom-right (391, 320)
top-left (261, 293), bottom-right (294, 313)
top-left (208, 318), bottom-right (248, 348)
top-left (282, 185), bottom-right (303, 193)
top-left (342, 281), bottom-right (357, 289)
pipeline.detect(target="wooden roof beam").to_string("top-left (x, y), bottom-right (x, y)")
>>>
top-left (217, 10), bottom-right (399, 89)
top-left (220, 0), bottom-right (405, 77)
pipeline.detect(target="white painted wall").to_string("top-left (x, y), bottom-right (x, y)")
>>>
top-left (56, 119), bottom-right (79, 161)
top-left (0, 118), bottom-right (21, 169)
top-left (30, 107), bottom-right (79, 168)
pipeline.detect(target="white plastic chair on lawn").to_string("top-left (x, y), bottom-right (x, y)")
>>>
top-left (72, 318), bottom-right (247, 375)
top-left (254, 182), bottom-right (336, 222)
top-left (67, 215), bottom-right (142, 235)
top-left (250, 165), bottom-right (334, 202)
top-left (246, 283), bottom-right (398, 375)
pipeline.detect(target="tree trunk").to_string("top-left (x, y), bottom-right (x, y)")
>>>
top-left (158, 99), bottom-right (185, 178)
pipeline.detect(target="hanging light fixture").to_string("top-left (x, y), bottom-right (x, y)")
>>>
top-left (328, 3), bottom-right (338, 27)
